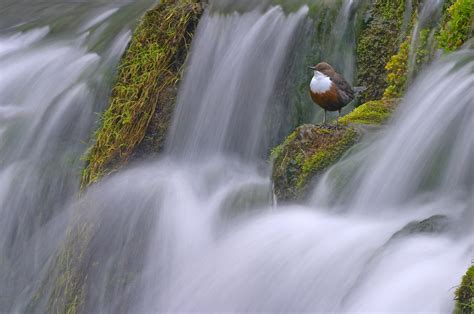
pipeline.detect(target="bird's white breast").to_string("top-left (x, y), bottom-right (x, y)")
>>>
top-left (310, 71), bottom-right (332, 94)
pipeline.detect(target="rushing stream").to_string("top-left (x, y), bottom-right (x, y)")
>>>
top-left (0, 0), bottom-right (472, 313)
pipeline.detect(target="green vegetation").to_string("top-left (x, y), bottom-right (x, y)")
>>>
top-left (25, 220), bottom-right (94, 314)
top-left (412, 28), bottom-right (434, 75)
top-left (355, 0), bottom-right (436, 103)
top-left (356, 1), bottom-right (408, 103)
top-left (81, 0), bottom-right (203, 187)
top-left (271, 125), bottom-right (359, 201)
top-left (437, 0), bottom-right (474, 52)
top-left (383, 36), bottom-right (411, 99)
top-left (455, 265), bottom-right (474, 314)
top-left (339, 99), bottom-right (396, 126)
top-left (47, 223), bottom-right (93, 314)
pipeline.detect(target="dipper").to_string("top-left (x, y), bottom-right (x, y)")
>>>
top-left (309, 62), bottom-right (354, 124)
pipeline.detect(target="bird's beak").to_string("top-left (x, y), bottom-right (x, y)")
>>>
top-left (308, 66), bottom-right (316, 70)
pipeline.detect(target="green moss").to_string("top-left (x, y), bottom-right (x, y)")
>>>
top-left (356, 1), bottom-right (407, 103)
top-left (339, 99), bottom-right (396, 126)
top-left (81, 0), bottom-right (203, 187)
top-left (355, 0), bottom-right (430, 103)
top-left (270, 131), bottom-right (297, 161)
top-left (383, 36), bottom-right (411, 99)
top-left (455, 265), bottom-right (474, 314)
top-left (271, 125), bottom-right (359, 201)
top-left (437, 0), bottom-right (474, 52)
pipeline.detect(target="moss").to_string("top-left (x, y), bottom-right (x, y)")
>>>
top-left (383, 36), bottom-right (411, 99)
top-left (355, 0), bottom-right (430, 103)
top-left (81, 0), bottom-right (203, 187)
top-left (271, 124), bottom-right (359, 201)
top-left (356, 1), bottom-right (407, 103)
top-left (455, 265), bottom-right (474, 314)
top-left (437, 0), bottom-right (474, 52)
top-left (383, 8), bottom-right (446, 100)
top-left (339, 99), bottom-right (396, 126)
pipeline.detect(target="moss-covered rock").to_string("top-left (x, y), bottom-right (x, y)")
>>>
top-left (455, 265), bottom-right (474, 314)
top-left (271, 124), bottom-right (359, 201)
top-left (356, 1), bottom-right (409, 103)
top-left (81, 0), bottom-right (203, 187)
top-left (272, 98), bottom-right (396, 202)
top-left (339, 99), bottom-right (396, 126)
top-left (437, 0), bottom-right (474, 52)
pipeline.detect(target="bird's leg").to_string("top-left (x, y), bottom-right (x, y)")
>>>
top-left (336, 109), bottom-right (341, 129)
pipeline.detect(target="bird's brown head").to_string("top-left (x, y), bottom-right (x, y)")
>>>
top-left (309, 62), bottom-right (335, 75)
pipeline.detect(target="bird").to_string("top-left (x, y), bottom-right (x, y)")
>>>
top-left (308, 62), bottom-right (355, 125)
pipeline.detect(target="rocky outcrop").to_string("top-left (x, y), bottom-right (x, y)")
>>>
top-left (455, 265), bottom-right (474, 314)
top-left (271, 125), bottom-right (359, 201)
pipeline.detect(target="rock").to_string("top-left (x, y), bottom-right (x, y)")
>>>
top-left (271, 124), bottom-right (359, 201)
top-left (455, 265), bottom-right (474, 314)
top-left (391, 215), bottom-right (450, 239)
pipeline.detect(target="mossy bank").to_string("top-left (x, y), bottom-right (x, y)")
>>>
top-left (81, 0), bottom-right (203, 187)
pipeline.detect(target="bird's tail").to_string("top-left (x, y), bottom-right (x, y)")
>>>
top-left (353, 86), bottom-right (367, 97)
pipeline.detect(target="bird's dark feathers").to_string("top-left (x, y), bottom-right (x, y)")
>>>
top-left (331, 72), bottom-right (354, 104)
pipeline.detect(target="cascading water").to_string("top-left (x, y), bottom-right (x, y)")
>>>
top-left (167, 6), bottom-right (309, 159)
top-left (0, 0), bottom-right (155, 311)
top-left (1, 1), bottom-right (472, 313)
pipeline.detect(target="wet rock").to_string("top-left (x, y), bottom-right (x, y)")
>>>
top-left (392, 215), bottom-right (450, 239)
top-left (271, 124), bottom-right (359, 201)
top-left (455, 264), bottom-right (474, 314)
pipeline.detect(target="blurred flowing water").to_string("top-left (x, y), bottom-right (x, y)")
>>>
top-left (0, 0), bottom-right (473, 313)
top-left (0, 0), bottom-right (155, 311)
top-left (167, 6), bottom-right (309, 159)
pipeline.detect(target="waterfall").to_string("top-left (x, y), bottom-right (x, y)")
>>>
top-left (0, 0), bottom-right (472, 313)
top-left (166, 6), bottom-right (308, 159)
top-left (0, 0), bottom-right (155, 311)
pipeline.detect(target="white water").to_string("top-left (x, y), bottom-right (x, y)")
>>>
top-left (167, 6), bottom-right (308, 159)
top-left (75, 11), bottom-right (473, 314)
top-left (134, 54), bottom-right (472, 313)
top-left (0, 1), bottom-right (472, 313)
top-left (0, 1), bottom-right (155, 311)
